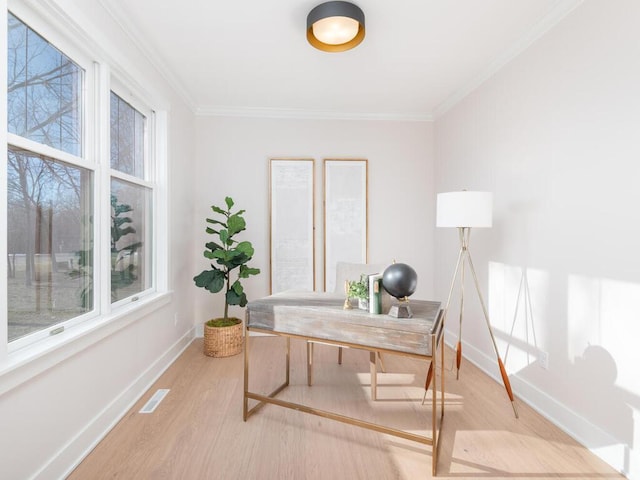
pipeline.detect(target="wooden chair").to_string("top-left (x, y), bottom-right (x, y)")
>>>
top-left (306, 262), bottom-right (389, 386)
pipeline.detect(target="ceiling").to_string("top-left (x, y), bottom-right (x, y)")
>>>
top-left (99, 0), bottom-right (581, 120)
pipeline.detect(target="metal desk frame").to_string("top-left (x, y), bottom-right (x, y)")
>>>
top-left (243, 307), bottom-right (445, 476)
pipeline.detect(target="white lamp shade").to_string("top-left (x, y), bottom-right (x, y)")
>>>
top-left (436, 191), bottom-right (493, 228)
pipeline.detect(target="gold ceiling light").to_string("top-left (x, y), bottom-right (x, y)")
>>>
top-left (307, 1), bottom-right (365, 52)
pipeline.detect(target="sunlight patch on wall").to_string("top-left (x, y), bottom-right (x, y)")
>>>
top-left (489, 262), bottom-right (550, 373)
top-left (568, 274), bottom-right (640, 393)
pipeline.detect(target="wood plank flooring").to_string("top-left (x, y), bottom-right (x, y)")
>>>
top-left (68, 336), bottom-right (625, 479)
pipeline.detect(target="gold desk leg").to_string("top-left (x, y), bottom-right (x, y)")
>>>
top-left (431, 332), bottom-right (437, 476)
top-left (370, 351), bottom-right (377, 401)
top-left (245, 334), bottom-right (292, 420)
top-left (441, 329), bottom-right (445, 416)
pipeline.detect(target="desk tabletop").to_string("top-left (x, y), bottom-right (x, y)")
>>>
top-left (246, 291), bottom-right (442, 357)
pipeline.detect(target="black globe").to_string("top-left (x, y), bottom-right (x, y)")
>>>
top-left (382, 263), bottom-right (418, 299)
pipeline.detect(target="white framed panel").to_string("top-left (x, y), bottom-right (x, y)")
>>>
top-left (323, 159), bottom-right (368, 292)
top-left (269, 159), bottom-right (315, 294)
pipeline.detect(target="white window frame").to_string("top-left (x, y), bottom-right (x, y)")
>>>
top-left (1, 1), bottom-right (169, 365)
top-left (108, 81), bottom-right (157, 310)
top-left (6, 6), bottom-right (98, 351)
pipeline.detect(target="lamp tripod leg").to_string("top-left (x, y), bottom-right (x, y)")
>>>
top-left (424, 243), bottom-right (464, 395)
top-left (467, 250), bottom-right (519, 419)
top-left (456, 246), bottom-right (466, 380)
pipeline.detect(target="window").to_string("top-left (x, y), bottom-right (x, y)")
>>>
top-left (7, 12), bottom-right (82, 155)
top-left (7, 148), bottom-right (93, 341)
top-left (5, 10), bottom-right (161, 349)
top-left (110, 92), bottom-right (144, 176)
top-left (7, 12), bottom-right (91, 343)
top-left (109, 92), bottom-right (153, 304)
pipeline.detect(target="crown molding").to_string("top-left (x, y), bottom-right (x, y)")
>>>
top-left (195, 105), bottom-right (434, 122)
top-left (433, 0), bottom-right (584, 119)
top-left (87, 0), bottom-right (581, 123)
top-left (98, 0), bottom-right (198, 112)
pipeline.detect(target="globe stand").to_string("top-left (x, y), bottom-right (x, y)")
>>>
top-left (388, 297), bottom-right (412, 318)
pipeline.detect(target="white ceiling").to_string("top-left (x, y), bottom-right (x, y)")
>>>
top-left (99, 0), bottom-right (581, 120)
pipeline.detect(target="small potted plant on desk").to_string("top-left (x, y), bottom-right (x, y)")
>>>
top-left (193, 196), bottom-right (260, 357)
top-left (348, 275), bottom-right (369, 310)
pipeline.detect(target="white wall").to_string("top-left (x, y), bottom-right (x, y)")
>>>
top-left (0, 1), bottom-right (197, 479)
top-left (435, 1), bottom-right (640, 477)
top-left (193, 116), bottom-right (436, 324)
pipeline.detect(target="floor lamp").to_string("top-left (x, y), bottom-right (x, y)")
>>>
top-left (434, 191), bottom-right (518, 418)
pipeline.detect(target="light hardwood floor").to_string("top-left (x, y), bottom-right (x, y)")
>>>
top-left (69, 336), bottom-right (625, 479)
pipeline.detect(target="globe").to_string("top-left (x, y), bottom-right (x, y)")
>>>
top-left (382, 263), bottom-right (418, 299)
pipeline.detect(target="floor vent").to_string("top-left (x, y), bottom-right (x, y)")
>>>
top-left (139, 389), bottom-right (170, 414)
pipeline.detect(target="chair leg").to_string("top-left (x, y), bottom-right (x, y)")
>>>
top-left (370, 351), bottom-right (377, 400)
top-left (307, 342), bottom-right (314, 386)
top-left (338, 346), bottom-right (343, 365)
top-left (377, 352), bottom-right (386, 373)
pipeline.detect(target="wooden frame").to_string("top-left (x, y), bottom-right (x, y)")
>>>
top-left (323, 159), bottom-right (368, 292)
top-left (269, 158), bottom-right (315, 294)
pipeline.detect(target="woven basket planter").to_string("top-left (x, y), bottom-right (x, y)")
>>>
top-left (203, 319), bottom-right (244, 357)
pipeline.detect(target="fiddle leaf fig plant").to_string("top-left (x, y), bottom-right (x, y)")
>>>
top-left (194, 196), bottom-right (260, 324)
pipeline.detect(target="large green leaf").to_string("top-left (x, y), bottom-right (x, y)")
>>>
top-left (236, 241), bottom-right (254, 258)
top-left (204, 241), bottom-right (224, 252)
top-left (239, 265), bottom-right (261, 278)
top-left (226, 289), bottom-right (247, 307)
top-left (193, 269), bottom-right (225, 293)
top-left (211, 205), bottom-right (227, 216)
top-left (114, 205), bottom-right (133, 215)
top-left (231, 280), bottom-right (244, 295)
top-left (206, 218), bottom-right (226, 227)
top-left (114, 216), bottom-right (133, 228)
top-left (216, 251), bottom-right (249, 269)
top-left (227, 214), bottom-right (246, 236)
top-left (212, 249), bottom-right (235, 262)
top-left (219, 229), bottom-right (229, 244)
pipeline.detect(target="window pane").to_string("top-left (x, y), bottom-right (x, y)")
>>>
top-left (7, 13), bottom-right (83, 156)
top-left (7, 147), bottom-right (93, 342)
top-left (110, 179), bottom-right (151, 302)
top-left (110, 92), bottom-right (145, 178)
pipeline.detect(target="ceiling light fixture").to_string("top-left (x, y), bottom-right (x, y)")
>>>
top-left (307, 1), bottom-right (365, 52)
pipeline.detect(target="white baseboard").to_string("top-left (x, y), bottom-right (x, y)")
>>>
top-left (33, 327), bottom-right (196, 480)
top-left (443, 329), bottom-right (631, 479)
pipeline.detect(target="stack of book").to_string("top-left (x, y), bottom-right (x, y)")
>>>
top-left (368, 273), bottom-right (383, 314)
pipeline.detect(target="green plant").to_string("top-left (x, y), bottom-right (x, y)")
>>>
top-left (193, 196), bottom-right (260, 325)
top-left (70, 194), bottom-right (141, 307)
top-left (110, 194), bottom-right (142, 299)
top-left (348, 275), bottom-right (369, 300)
